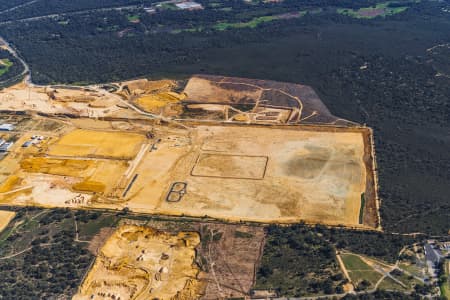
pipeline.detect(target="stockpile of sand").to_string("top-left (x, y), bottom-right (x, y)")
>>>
top-left (136, 92), bottom-right (185, 115)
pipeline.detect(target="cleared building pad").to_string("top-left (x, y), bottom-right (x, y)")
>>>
top-left (48, 129), bottom-right (145, 160)
top-left (191, 154), bottom-right (268, 179)
top-left (127, 124), bottom-right (378, 228)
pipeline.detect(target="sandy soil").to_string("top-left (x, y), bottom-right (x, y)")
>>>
top-left (74, 225), bottom-right (204, 300)
top-left (0, 122), bottom-right (147, 205)
top-left (182, 75), bottom-right (353, 125)
top-left (10, 173), bottom-right (92, 207)
top-left (0, 86), bottom-right (58, 113)
top-left (127, 124), bottom-right (370, 227)
top-left (191, 154), bottom-right (268, 179)
top-left (0, 83), bottom-right (120, 118)
top-left (48, 129), bottom-right (146, 160)
top-left (121, 79), bottom-right (175, 94)
top-left (20, 157), bottom-right (129, 195)
top-left (135, 92), bottom-right (184, 117)
top-left (184, 76), bottom-right (262, 104)
top-left (0, 116), bottom-right (377, 228)
top-left (0, 210), bottom-right (15, 233)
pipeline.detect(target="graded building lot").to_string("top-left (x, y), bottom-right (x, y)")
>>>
top-left (0, 119), bottom-right (378, 229)
top-left (0, 210), bottom-right (15, 233)
top-left (74, 225), bottom-right (204, 300)
top-left (127, 124), bottom-right (378, 228)
top-left (47, 129), bottom-right (146, 160)
top-left (191, 153), bottom-right (268, 179)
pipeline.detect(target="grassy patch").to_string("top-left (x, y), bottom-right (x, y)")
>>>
top-left (442, 279), bottom-right (450, 298)
top-left (211, 9), bottom-right (309, 31)
top-left (127, 14), bottom-right (140, 23)
top-left (395, 271), bottom-right (422, 289)
top-left (337, 2), bottom-right (411, 19)
top-left (208, 3), bottom-right (222, 8)
top-left (350, 269), bottom-right (383, 286)
top-left (0, 226), bottom-right (15, 245)
top-left (378, 276), bottom-right (408, 291)
top-left (359, 193), bottom-right (365, 224)
top-left (341, 253), bottom-right (383, 288)
top-left (341, 253), bottom-right (372, 270)
top-left (159, 3), bottom-right (177, 10)
top-left (399, 262), bottom-right (422, 277)
top-left (215, 15), bottom-right (277, 30)
top-left (77, 213), bottom-right (117, 240)
top-left (234, 230), bottom-right (254, 239)
top-left (0, 58), bottom-right (13, 76)
top-left (441, 260), bottom-right (450, 298)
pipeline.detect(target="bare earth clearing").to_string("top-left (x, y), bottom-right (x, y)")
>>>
top-left (181, 75), bottom-right (354, 125)
top-left (0, 76), bottom-right (379, 229)
top-left (127, 124), bottom-right (376, 228)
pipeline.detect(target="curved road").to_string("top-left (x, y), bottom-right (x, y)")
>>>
top-left (0, 36), bottom-right (30, 85)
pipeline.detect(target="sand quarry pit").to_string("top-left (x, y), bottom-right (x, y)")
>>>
top-left (127, 124), bottom-right (378, 228)
top-left (0, 210), bottom-right (15, 233)
top-left (74, 225), bottom-right (204, 300)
